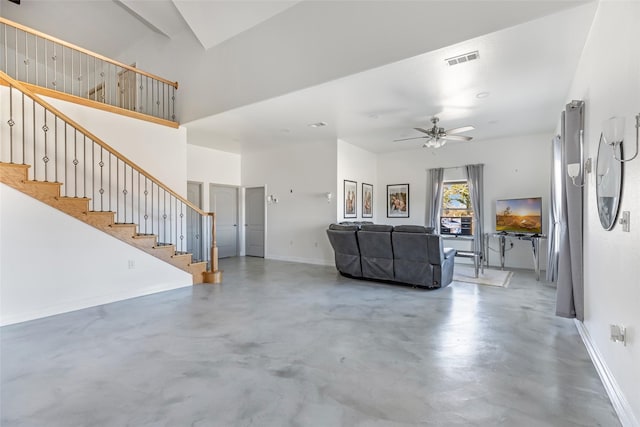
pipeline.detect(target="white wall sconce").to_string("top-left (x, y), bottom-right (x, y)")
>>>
top-left (325, 192), bottom-right (333, 203)
top-left (567, 157), bottom-right (591, 187)
top-left (266, 194), bottom-right (278, 204)
top-left (603, 114), bottom-right (639, 162)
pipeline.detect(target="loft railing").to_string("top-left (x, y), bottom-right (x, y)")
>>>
top-left (0, 17), bottom-right (178, 124)
top-left (0, 71), bottom-right (219, 278)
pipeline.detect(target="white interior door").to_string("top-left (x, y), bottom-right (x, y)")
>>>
top-left (245, 187), bottom-right (265, 258)
top-left (186, 182), bottom-right (203, 261)
top-left (210, 185), bottom-right (238, 258)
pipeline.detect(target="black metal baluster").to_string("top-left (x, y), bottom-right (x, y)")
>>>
top-left (99, 147), bottom-right (104, 211)
top-left (131, 164), bottom-right (134, 223)
top-left (42, 109), bottom-right (49, 181)
top-left (64, 123), bottom-right (68, 196)
top-left (54, 116), bottom-right (58, 182)
top-left (92, 140), bottom-right (95, 211)
top-left (116, 158), bottom-right (120, 221)
top-left (7, 85), bottom-right (13, 163)
top-left (108, 153), bottom-right (111, 211)
top-left (83, 134), bottom-right (87, 197)
top-left (123, 163), bottom-right (127, 223)
top-left (32, 100), bottom-right (35, 179)
top-left (151, 181), bottom-right (154, 235)
top-left (21, 92), bottom-right (25, 165)
top-left (73, 129), bottom-right (78, 197)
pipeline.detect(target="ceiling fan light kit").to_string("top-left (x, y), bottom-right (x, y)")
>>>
top-left (394, 116), bottom-right (474, 149)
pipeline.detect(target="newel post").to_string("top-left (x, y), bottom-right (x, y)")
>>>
top-left (203, 212), bottom-right (223, 284)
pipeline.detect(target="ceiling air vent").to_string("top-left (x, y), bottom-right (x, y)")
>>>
top-left (445, 51), bottom-right (479, 66)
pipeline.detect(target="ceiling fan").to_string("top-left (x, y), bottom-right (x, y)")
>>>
top-left (394, 117), bottom-right (474, 148)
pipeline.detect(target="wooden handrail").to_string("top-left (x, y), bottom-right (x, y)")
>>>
top-left (0, 70), bottom-right (205, 216)
top-left (0, 17), bottom-right (178, 89)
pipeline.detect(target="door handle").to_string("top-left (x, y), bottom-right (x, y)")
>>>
top-left (233, 224), bottom-right (237, 227)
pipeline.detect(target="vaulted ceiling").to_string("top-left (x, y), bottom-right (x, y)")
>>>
top-left (1, 1), bottom-right (597, 154)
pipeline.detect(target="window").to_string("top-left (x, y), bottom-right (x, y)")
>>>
top-left (442, 180), bottom-right (473, 217)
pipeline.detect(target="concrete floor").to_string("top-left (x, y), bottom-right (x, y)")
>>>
top-left (1, 257), bottom-right (619, 427)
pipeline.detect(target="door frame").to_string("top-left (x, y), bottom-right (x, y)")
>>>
top-left (209, 183), bottom-right (240, 258)
top-left (244, 185), bottom-right (267, 259)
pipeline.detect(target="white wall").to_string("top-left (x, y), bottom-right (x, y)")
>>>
top-left (336, 139), bottom-right (378, 222)
top-left (187, 144), bottom-right (241, 210)
top-left (0, 86), bottom-right (193, 325)
top-left (565, 2), bottom-right (640, 424)
top-left (376, 133), bottom-right (552, 270)
top-left (0, 185), bottom-right (192, 326)
top-left (242, 141), bottom-right (337, 265)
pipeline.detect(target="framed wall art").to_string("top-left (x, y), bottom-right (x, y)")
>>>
top-left (362, 183), bottom-right (373, 218)
top-left (387, 184), bottom-right (409, 218)
top-left (344, 180), bottom-right (357, 218)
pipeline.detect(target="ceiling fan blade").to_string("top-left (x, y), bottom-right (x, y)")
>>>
top-left (394, 136), bottom-right (427, 142)
top-left (413, 127), bottom-right (432, 135)
top-left (441, 134), bottom-right (473, 142)
top-left (445, 125), bottom-right (475, 135)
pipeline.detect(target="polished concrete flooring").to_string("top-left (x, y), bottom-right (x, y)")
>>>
top-left (1, 257), bottom-right (619, 426)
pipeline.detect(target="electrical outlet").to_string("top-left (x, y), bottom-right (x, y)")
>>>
top-left (620, 211), bottom-right (630, 232)
top-left (127, 260), bottom-right (135, 269)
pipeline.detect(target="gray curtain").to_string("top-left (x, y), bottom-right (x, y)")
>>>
top-left (556, 102), bottom-right (584, 321)
top-left (426, 168), bottom-right (444, 229)
top-left (465, 164), bottom-right (484, 259)
top-left (546, 135), bottom-right (562, 282)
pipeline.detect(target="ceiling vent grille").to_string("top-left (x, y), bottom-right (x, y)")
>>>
top-left (445, 51), bottom-right (479, 66)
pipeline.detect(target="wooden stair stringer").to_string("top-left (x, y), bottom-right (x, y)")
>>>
top-left (0, 162), bottom-right (206, 284)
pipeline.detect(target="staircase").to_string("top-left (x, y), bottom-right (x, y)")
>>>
top-left (0, 71), bottom-right (221, 285)
top-left (0, 163), bottom-right (207, 283)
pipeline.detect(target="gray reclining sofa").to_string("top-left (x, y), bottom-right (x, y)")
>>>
top-left (326, 223), bottom-right (456, 289)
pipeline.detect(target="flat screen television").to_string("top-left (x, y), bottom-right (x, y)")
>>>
top-left (496, 197), bottom-right (542, 234)
top-left (440, 216), bottom-right (473, 236)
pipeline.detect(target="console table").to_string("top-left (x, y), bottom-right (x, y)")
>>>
top-left (441, 235), bottom-right (483, 278)
top-left (488, 233), bottom-right (547, 281)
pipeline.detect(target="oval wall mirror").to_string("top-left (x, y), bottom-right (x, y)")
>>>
top-left (595, 132), bottom-right (623, 230)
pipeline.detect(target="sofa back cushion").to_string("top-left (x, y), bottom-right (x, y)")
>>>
top-left (357, 225), bottom-right (394, 281)
top-left (326, 225), bottom-right (362, 277)
top-left (392, 231), bottom-right (444, 287)
top-left (393, 225), bottom-right (434, 234)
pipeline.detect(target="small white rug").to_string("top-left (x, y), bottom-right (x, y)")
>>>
top-left (453, 266), bottom-right (513, 288)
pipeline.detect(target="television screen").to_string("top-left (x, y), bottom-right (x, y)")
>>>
top-left (496, 197), bottom-right (542, 234)
top-left (440, 217), bottom-right (473, 236)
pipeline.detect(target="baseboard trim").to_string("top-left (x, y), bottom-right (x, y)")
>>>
top-left (574, 319), bottom-right (639, 427)
top-left (266, 254), bottom-right (333, 267)
top-left (0, 281), bottom-right (191, 326)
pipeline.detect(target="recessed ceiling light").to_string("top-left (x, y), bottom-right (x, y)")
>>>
top-left (476, 91), bottom-right (490, 99)
top-left (445, 51), bottom-right (479, 66)
top-left (308, 122), bottom-right (328, 128)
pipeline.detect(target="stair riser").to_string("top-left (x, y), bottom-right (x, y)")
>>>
top-left (1, 163), bottom-right (208, 283)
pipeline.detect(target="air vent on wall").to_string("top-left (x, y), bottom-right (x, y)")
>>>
top-left (445, 51), bottom-right (479, 66)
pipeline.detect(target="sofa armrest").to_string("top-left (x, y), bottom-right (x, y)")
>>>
top-left (443, 247), bottom-right (456, 260)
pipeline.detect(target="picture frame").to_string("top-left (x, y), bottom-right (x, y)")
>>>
top-left (344, 180), bottom-right (357, 218)
top-left (387, 184), bottom-right (409, 218)
top-left (362, 183), bottom-right (373, 218)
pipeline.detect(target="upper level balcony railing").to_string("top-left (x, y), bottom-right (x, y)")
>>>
top-left (0, 17), bottom-right (178, 125)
